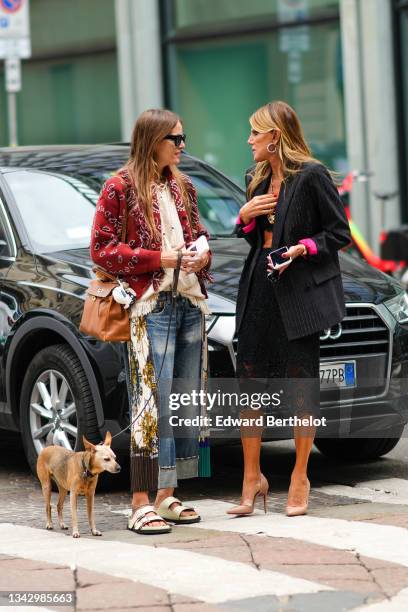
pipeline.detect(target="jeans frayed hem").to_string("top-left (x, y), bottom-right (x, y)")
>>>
top-left (158, 466), bottom-right (178, 489)
top-left (176, 456), bottom-right (198, 480)
top-left (157, 457), bottom-right (198, 489)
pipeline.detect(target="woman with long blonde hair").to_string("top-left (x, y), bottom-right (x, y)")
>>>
top-left (230, 101), bottom-right (350, 517)
top-left (91, 109), bottom-right (211, 534)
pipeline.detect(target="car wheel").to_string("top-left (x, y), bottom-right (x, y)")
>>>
top-left (20, 343), bottom-right (99, 475)
top-left (314, 431), bottom-right (403, 462)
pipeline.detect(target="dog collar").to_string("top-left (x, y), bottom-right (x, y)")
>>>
top-left (82, 457), bottom-right (96, 479)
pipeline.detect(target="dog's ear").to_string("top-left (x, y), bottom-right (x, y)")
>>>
top-left (83, 436), bottom-right (96, 452)
top-left (104, 431), bottom-right (112, 447)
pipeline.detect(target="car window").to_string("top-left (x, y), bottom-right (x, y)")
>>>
top-left (4, 170), bottom-right (96, 253)
top-left (75, 167), bottom-right (245, 237)
top-left (3, 160), bottom-right (245, 248)
top-left (188, 172), bottom-right (244, 236)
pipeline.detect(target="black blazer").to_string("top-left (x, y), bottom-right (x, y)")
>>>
top-left (235, 162), bottom-right (351, 340)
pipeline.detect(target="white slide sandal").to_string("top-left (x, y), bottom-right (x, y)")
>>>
top-left (127, 504), bottom-right (172, 535)
top-left (157, 496), bottom-right (201, 524)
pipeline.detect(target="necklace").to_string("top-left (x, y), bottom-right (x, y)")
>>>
top-left (267, 176), bottom-right (282, 224)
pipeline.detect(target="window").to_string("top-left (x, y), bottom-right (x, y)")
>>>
top-left (4, 171), bottom-right (96, 253)
top-left (167, 22), bottom-right (345, 184)
top-left (173, 0), bottom-right (339, 31)
top-left (3, 158), bottom-right (244, 253)
top-left (397, 5), bottom-right (408, 219)
top-left (186, 167), bottom-right (244, 236)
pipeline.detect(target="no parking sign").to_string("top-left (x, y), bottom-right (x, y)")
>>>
top-left (2, 0), bottom-right (23, 13)
top-left (0, 0), bottom-right (30, 58)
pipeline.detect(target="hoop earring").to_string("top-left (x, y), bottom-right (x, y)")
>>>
top-left (267, 143), bottom-right (277, 154)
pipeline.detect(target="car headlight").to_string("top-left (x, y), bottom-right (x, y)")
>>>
top-left (385, 292), bottom-right (408, 324)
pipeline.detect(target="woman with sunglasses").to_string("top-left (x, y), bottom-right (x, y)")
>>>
top-left (90, 108), bottom-right (211, 534)
top-left (231, 101), bottom-right (350, 517)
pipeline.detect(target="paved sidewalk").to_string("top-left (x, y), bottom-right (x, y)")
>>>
top-left (3, 433), bottom-right (408, 610)
top-left (3, 499), bottom-right (408, 611)
top-left (1, 552), bottom-right (216, 612)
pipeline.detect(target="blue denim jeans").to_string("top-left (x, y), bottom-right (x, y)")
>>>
top-left (146, 292), bottom-right (202, 489)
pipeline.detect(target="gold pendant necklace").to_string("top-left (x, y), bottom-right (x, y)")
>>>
top-left (267, 177), bottom-right (278, 224)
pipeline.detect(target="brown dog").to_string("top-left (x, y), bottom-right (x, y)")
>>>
top-left (36, 432), bottom-right (121, 538)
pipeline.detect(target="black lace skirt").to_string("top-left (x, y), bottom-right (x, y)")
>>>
top-left (236, 248), bottom-right (320, 419)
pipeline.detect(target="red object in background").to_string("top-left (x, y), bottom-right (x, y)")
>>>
top-left (338, 172), bottom-right (354, 197)
top-left (338, 172), bottom-right (405, 274)
top-left (1, 0), bottom-right (23, 13)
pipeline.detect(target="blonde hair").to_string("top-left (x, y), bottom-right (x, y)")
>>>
top-left (247, 101), bottom-right (321, 198)
top-left (123, 108), bottom-right (190, 240)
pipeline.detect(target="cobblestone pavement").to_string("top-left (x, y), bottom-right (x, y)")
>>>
top-left (2, 431), bottom-right (408, 611)
top-left (0, 433), bottom-right (365, 534)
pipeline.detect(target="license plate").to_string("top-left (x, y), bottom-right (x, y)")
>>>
top-left (319, 361), bottom-right (356, 388)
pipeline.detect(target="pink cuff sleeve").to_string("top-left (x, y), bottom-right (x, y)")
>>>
top-left (236, 215), bottom-right (256, 234)
top-left (299, 238), bottom-right (318, 256)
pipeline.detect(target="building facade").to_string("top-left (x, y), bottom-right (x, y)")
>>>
top-left (395, 0), bottom-right (408, 223)
top-left (160, 0), bottom-right (345, 186)
top-left (116, 0), bottom-right (408, 248)
top-left (1, 0), bottom-right (407, 246)
top-left (0, 0), bottom-right (121, 146)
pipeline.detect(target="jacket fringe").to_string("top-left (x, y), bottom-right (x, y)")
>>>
top-left (130, 294), bottom-right (211, 318)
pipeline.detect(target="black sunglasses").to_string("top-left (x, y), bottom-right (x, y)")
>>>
top-left (164, 133), bottom-right (186, 147)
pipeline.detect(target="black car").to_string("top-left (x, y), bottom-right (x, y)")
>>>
top-left (0, 144), bottom-right (407, 475)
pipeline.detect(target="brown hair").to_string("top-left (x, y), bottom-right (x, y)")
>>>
top-left (247, 101), bottom-right (321, 198)
top-left (123, 108), bottom-right (190, 240)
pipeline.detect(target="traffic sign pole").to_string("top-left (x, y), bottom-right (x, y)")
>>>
top-left (5, 57), bottom-right (20, 145)
top-left (0, 0), bottom-right (31, 146)
top-left (7, 91), bottom-right (17, 146)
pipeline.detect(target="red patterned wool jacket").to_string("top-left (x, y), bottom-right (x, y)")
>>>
top-left (90, 169), bottom-right (212, 299)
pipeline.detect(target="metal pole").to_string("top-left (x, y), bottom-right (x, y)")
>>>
top-left (7, 92), bottom-right (18, 147)
top-left (114, 0), bottom-right (164, 139)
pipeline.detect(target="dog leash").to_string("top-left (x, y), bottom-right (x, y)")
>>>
top-left (172, 249), bottom-right (182, 299)
top-left (110, 249), bottom-right (183, 440)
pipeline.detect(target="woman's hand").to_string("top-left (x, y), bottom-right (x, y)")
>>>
top-left (160, 241), bottom-right (209, 273)
top-left (181, 250), bottom-right (209, 274)
top-left (160, 241), bottom-right (185, 268)
top-left (239, 194), bottom-right (277, 225)
top-left (266, 244), bottom-right (306, 276)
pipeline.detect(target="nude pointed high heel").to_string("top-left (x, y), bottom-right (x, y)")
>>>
top-left (227, 475), bottom-right (269, 516)
top-left (286, 478), bottom-right (310, 517)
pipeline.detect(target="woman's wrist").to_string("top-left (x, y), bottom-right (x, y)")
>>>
top-left (239, 207), bottom-right (251, 226)
top-left (296, 243), bottom-right (307, 258)
top-left (160, 251), bottom-right (174, 268)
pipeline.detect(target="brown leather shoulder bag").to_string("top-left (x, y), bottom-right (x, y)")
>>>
top-left (79, 200), bottom-right (130, 342)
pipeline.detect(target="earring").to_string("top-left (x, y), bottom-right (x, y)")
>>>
top-left (267, 143), bottom-right (277, 154)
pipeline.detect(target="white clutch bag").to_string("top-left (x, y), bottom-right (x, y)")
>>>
top-left (188, 235), bottom-right (209, 254)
